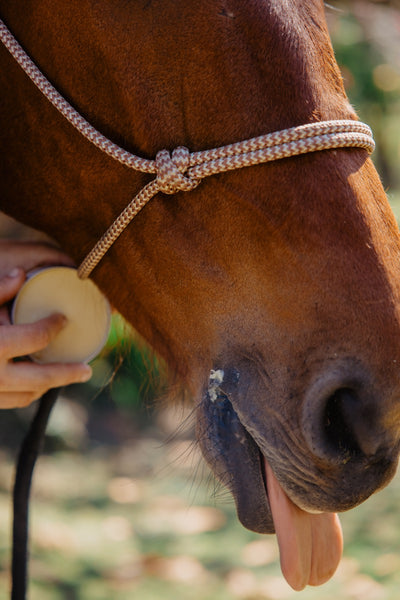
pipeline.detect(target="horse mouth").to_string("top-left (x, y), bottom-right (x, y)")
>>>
top-left (195, 381), bottom-right (344, 590)
top-left (196, 388), bottom-right (274, 533)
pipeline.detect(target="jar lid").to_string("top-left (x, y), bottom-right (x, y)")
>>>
top-left (12, 267), bottom-right (111, 363)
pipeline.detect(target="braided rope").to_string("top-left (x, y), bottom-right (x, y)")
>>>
top-left (0, 18), bottom-right (376, 279)
top-left (0, 19), bottom-right (155, 174)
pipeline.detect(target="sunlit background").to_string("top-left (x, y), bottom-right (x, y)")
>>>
top-left (1, 2), bottom-right (400, 599)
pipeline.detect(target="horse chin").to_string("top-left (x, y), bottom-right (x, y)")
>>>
top-left (195, 390), bottom-right (275, 534)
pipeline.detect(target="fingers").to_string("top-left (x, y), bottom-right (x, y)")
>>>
top-left (0, 307), bottom-right (11, 326)
top-left (0, 311), bottom-right (92, 401)
top-left (0, 313), bottom-right (92, 408)
top-left (0, 241), bottom-right (75, 278)
top-left (0, 267), bottom-right (25, 305)
top-left (13, 241), bottom-right (75, 270)
top-left (0, 361), bottom-right (92, 409)
top-left (0, 392), bottom-right (41, 409)
top-left (0, 360), bottom-right (92, 393)
top-left (0, 314), bottom-right (68, 360)
top-left (0, 243), bottom-right (90, 411)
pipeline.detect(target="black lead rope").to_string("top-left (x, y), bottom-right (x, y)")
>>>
top-left (11, 388), bottom-right (60, 600)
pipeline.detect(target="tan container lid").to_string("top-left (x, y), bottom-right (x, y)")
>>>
top-left (12, 267), bottom-right (111, 363)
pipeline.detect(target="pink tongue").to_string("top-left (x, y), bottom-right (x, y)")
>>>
top-left (264, 460), bottom-right (343, 591)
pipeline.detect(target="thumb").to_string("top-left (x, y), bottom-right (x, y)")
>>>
top-left (0, 268), bottom-right (26, 306)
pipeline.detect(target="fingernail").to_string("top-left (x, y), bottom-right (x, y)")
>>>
top-left (9, 268), bottom-right (23, 278)
top-left (80, 366), bottom-right (92, 382)
top-left (59, 315), bottom-right (68, 326)
top-left (51, 313), bottom-right (67, 327)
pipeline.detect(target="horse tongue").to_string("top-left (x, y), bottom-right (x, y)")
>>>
top-left (263, 460), bottom-right (343, 591)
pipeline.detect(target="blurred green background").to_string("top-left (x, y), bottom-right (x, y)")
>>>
top-left (1, 1), bottom-right (400, 598)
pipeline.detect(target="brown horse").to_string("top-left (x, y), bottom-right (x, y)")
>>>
top-left (1, 0), bottom-right (400, 591)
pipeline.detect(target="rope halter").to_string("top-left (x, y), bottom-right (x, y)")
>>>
top-left (0, 18), bottom-right (376, 279)
top-left (155, 148), bottom-right (201, 194)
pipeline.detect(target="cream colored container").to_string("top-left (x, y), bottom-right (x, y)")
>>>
top-left (12, 267), bottom-right (111, 363)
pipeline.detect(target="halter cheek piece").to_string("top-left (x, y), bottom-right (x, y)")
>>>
top-left (0, 18), bottom-right (376, 280)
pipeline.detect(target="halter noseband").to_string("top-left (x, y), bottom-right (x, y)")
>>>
top-left (0, 18), bottom-right (375, 279)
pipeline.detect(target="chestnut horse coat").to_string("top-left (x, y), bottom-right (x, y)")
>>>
top-left (1, 0), bottom-right (400, 590)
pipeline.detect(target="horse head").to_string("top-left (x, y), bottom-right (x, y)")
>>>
top-left (1, 0), bottom-right (400, 589)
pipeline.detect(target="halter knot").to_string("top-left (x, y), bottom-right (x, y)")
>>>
top-left (155, 147), bottom-right (200, 194)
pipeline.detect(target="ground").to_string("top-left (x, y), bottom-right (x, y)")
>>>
top-left (1, 395), bottom-right (400, 600)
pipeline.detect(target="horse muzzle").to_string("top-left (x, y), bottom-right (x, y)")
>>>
top-left (195, 361), bottom-right (400, 534)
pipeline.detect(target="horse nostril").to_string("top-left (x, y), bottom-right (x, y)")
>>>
top-left (323, 388), bottom-right (363, 460)
top-left (303, 374), bottom-right (386, 464)
top-left (301, 368), bottom-right (400, 510)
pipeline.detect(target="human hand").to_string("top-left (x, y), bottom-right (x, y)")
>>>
top-left (0, 239), bottom-right (75, 277)
top-left (0, 243), bottom-right (92, 408)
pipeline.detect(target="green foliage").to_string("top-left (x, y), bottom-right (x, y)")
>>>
top-left (69, 314), bottom-right (165, 420)
top-left (329, 4), bottom-right (400, 194)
